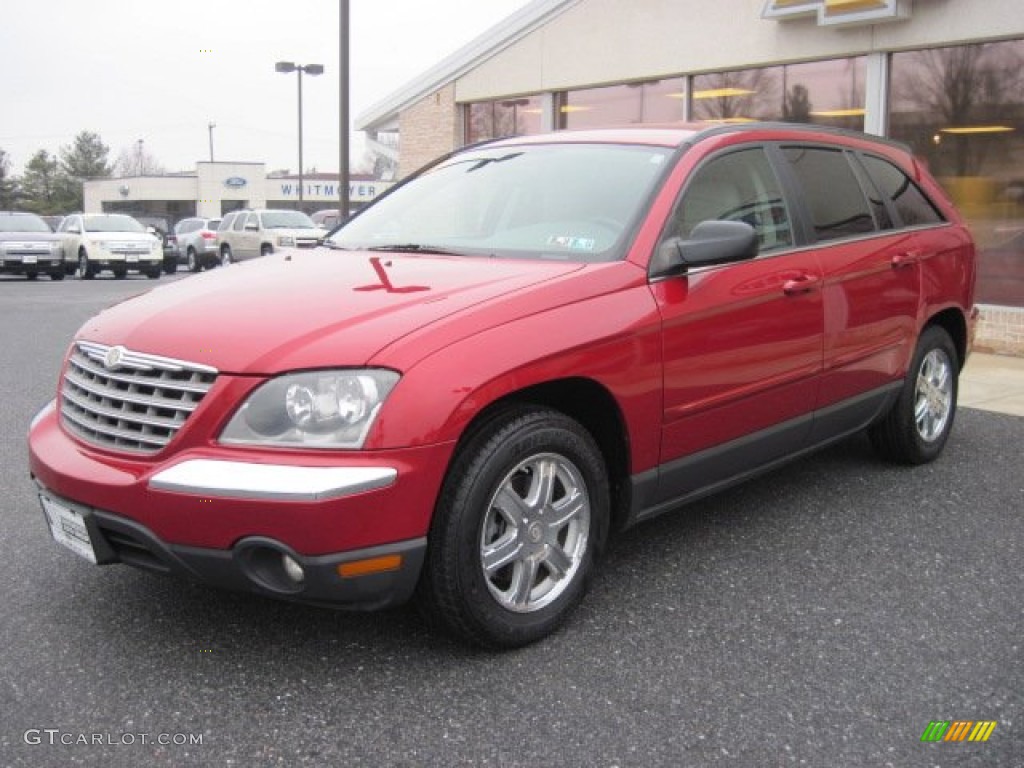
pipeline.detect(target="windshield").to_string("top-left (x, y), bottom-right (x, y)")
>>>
top-left (327, 143), bottom-right (672, 262)
top-left (84, 215), bottom-right (145, 233)
top-left (261, 211), bottom-right (316, 229)
top-left (0, 213), bottom-right (51, 233)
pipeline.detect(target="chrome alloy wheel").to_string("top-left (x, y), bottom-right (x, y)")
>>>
top-left (479, 452), bottom-right (591, 613)
top-left (914, 348), bottom-right (953, 442)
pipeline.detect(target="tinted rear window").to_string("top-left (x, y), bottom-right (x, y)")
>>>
top-left (860, 154), bottom-right (945, 227)
top-left (781, 147), bottom-right (876, 242)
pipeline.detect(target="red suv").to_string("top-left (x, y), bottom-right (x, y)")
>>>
top-left (28, 125), bottom-right (977, 648)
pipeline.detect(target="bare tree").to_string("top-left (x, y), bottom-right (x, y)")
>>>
top-left (895, 43), bottom-right (1024, 176)
top-left (692, 69), bottom-right (778, 122)
top-left (115, 140), bottom-right (165, 177)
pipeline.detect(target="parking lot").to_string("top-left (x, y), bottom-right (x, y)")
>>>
top-left (1, 273), bottom-right (1021, 767)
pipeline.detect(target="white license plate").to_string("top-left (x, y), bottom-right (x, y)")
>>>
top-left (23, 254), bottom-right (37, 264)
top-left (40, 494), bottom-right (97, 563)
top-left (126, 254), bottom-right (139, 262)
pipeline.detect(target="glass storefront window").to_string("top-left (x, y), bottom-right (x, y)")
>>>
top-left (559, 79), bottom-right (685, 129)
top-left (691, 57), bottom-right (865, 131)
top-left (465, 95), bottom-right (544, 143)
top-left (890, 40), bottom-right (1024, 307)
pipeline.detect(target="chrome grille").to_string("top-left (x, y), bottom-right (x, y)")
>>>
top-left (60, 341), bottom-right (218, 454)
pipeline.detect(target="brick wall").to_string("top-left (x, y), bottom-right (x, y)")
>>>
top-left (398, 84), bottom-right (458, 178)
top-left (976, 305), bottom-right (1024, 357)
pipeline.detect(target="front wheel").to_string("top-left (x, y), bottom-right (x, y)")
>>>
top-left (187, 247), bottom-right (200, 273)
top-left (220, 246), bottom-right (233, 266)
top-left (869, 325), bottom-right (959, 464)
top-left (77, 251), bottom-right (95, 280)
top-left (418, 407), bottom-right (609, 648)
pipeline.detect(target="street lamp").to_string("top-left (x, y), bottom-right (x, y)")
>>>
top-left (275, 60), bottom-right (324, 209)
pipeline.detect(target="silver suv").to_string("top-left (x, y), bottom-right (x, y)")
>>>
top-left (0, 211), bottom-right (66, 280)
top-left (174, 217), bottom-right (222, 272)
top-left (216, 209), bottom-right (322, 265)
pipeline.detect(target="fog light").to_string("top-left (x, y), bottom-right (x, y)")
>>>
top-left (282, 553), bottom-right (305, 583)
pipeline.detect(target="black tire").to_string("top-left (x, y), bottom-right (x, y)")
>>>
top-left (418, 406), bottom-right (609, 649)
top-left (25, 271), bottom-right (38, 281)
top-left (145, 267), bottom-right (161, 279)
top-left (77, 250), bottom-right (95, 280)
top-left (164, 259), bottom-right (178, 275)
top-left (260, 244), bottom-right (273, 258)
top-left (50, 270), bottom-right (65, 281)
top-left (112, 267), bottom-right (127, 279)
top-left (220, 245), bottom-right (233, 266)
top-left (869, 325), bottom-right (959, 465)
top-left (187, 247), bottom-right (200, 273)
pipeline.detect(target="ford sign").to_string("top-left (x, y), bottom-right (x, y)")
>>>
top-left (224, 176), bottom-right (248, 189)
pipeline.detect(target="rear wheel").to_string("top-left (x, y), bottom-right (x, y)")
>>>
top-left (187, 247), bottom-right (200, 273)
top-left (25, 271), bottom-right (38, 281)
top-left (49, 270), bottom-right (65, 281)
top-left (112, 267), bottom-right (127, 279)
top-left (220, 245), bottom-right (233, 266)
top-left (260, 244), bottom-right (273, 258)
top-left (418, 406), bottom-right (609, 648)
top-left (145, 266), bottom-right (162, 279)
top-left (869, 325), bottom-right (958, 464)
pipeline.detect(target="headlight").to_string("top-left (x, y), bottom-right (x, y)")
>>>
top-left (277, 236), bottom-right (296, 247)
top-left (94, 240), bottom-right (111, 251)
top-left (220, 369), bottom-right (400, 449)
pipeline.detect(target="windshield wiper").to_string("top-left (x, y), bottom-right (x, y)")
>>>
top-left (365, 243), bottom-right (464, 256)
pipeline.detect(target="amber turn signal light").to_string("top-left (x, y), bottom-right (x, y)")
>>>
top-left (337, 554), bottom-right (403, 579)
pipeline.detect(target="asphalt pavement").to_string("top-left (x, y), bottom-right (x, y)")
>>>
top-left (0, 273), bottom-right (1020, 767)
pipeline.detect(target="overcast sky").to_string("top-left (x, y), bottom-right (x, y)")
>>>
top-left (0, 0), bottom-right (534, 176)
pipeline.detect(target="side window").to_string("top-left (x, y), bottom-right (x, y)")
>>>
top-left (860, 154), bottom-right (945, 227)
top-left (781, 147), bottom-right (876, 242)
top-left (667, 148), bottom-right (792, 252)
top-left (232, 214), bottom-right (248, 231)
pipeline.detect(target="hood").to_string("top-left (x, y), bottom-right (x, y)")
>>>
top-left (77, 248), bottom-right (585, 374)
top-left (85, 232), bottom-right (159, 243)
top-left (0, 232), bottom-right (62, 243)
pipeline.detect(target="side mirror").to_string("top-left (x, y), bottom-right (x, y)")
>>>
top-left (651, 220), bottom-right (758, 277)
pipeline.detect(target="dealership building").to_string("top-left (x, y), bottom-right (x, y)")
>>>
top-left (83, 163), bottom-right (392, 224)
top-left (356, 0), bottom-right (1024, 352)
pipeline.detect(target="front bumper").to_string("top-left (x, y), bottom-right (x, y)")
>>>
top-left (36, 485), bottom-right (425, 609)
top-left (28, 400), bottom-right (452, 609)
top-left (1, 257), bottom-right (64, 273)
top-left (90, 252), bottom-right (162, 270)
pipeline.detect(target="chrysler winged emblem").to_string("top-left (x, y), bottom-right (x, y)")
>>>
top-left (104, 345), bottom-right (127, 370)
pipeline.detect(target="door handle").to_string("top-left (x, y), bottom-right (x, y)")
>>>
top-left (892, 251), bottom-right (921, 269)
top-left (782, 274), bottom-right (820, 296)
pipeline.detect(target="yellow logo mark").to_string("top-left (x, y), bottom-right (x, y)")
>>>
top-left (762, 0), bottom-right (909, 26)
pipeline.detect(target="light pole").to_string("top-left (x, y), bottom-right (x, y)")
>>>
top-left (339, 0), bottom-right (350, 219)
top-left (208, 122), bottom-right (216, 162)
top-left (275, 61), bottom-right (324, 209)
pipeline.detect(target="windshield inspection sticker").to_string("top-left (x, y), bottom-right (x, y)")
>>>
top-left (547, 235), bottom-right (596, 252)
